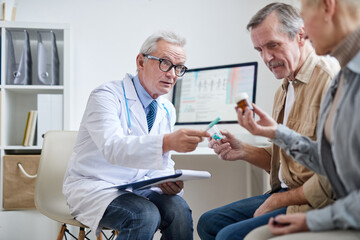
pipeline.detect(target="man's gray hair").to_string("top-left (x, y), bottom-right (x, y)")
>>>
top-left (247, 2), bottom-right (303, 40)
top-left (139, 30), bottom-right (186, 55)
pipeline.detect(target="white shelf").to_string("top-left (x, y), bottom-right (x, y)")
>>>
top-left (3, 85), bottom-right (64, 94)
top-left (4, 85), bottom-right (64, 90)
top-left (0, 22), bottom-right (70, 211)
top-left (2, 145), bottom-right (42, 150)
top-left (0, 21), bottom-right (70, 30)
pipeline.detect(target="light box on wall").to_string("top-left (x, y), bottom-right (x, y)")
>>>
top-left (172, 62), bottom-right (258, 125)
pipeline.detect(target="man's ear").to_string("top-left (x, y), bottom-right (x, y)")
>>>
top-left (136, 54), bottom-right (144, 71)
top-left (297, 26), bottom-right (306, 46)
top-left (323, 0), bottom-right (336, 20)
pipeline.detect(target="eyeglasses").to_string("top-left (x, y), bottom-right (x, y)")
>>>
top-left (143, 54), bottom-right (188, 77)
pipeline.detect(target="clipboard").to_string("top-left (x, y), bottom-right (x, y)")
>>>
top-left (111, 169), bottom-right (211, 191)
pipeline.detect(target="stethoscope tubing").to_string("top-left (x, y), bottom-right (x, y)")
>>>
top-left (122, 80), bottom-right (171, 134)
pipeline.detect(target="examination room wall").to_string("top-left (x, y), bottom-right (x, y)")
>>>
top-left (14, 0), bottom-right (299, 130)
top-left (1, 0), bottom-right (299, 239)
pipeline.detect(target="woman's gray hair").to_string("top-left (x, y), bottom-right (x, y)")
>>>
top-left (305, 0), bottom-right (360, 8)
top-left (139, 30), bottom-right (186, 55)
top-left (342, 0), bottom-right (360, 7)
top-left (247, 2), bottom-right (303, 40)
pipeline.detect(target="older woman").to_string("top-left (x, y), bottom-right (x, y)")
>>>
top-left (243, 0), bottom-right (360, 239)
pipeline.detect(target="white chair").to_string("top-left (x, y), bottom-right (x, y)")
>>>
top-left (35, 131), bottom-right (117, 240)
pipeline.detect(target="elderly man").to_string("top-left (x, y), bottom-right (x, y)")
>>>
top-left (244, 0), bottom-right (360, 239)
top-left (197, 3), bottom-right (339, 240)
top-left (63, 31), bottom-right (209, 240)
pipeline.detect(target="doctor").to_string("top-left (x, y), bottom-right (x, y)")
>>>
top-left (63, 30), bottom-right (209, 240)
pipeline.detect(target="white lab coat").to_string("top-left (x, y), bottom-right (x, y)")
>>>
top-left (63, 74), bottom-right (177, 235)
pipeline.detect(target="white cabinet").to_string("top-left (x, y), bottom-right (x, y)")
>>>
top-left (0, 22), bottom-right (70, 149)
top-left (0, 21), bottom-right (70, 238)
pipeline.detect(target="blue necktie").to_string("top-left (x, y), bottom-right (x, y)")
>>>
top-left (147, 100), bottom-right (157, 132)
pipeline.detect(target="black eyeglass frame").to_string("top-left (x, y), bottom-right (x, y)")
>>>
top-left (143, 54), bottom-right (188, 77)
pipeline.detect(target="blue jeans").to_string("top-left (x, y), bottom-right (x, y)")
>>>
top-left (197, 189), bottom-right (287, 240)
top-left (98, 189), bottom-right (193, 240)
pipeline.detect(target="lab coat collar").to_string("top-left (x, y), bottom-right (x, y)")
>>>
top-left (123, 73), bottom-right (138, 101)
top-left (122, 74), bottom-right (168, 134)
top-left (123, 74), bottom-right (147, 133)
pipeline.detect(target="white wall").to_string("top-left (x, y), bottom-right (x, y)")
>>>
top-left (14, 0), bottom-right (297, 130)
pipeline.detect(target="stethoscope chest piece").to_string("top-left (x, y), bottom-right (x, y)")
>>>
top-left (127, 128), bottom-right (132, 135)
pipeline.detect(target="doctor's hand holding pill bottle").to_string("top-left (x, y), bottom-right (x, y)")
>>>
top-left (206, 116), bottom-right (223, 141)
top-left (163, 128), bottom-right (210, 153)
top-left (207, 116), bottom-right (250, 161)
top-left (208, 98), bottom-right (269, 170)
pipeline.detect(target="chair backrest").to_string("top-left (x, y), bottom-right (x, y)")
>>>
top-left (35, 130), bottom-right (85, 226)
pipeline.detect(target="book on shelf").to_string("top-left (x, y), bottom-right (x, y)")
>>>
top-left (22, 110), bottom-right (38, 146)
top-left (22, 111), bottom-right (31, 146)
top-left (28, 110), bottom-right (37, 146)
top-left (37, 94), bottom-right (63, 146)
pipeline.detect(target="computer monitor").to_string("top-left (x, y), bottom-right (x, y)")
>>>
top-left (172, 62), bottom-right (258, 125)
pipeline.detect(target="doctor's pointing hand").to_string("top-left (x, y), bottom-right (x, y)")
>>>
top-left (163, 128), bottom-right (210, 153)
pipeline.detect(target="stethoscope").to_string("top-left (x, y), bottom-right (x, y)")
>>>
top-left (122, 81), bottom-right (171, 135)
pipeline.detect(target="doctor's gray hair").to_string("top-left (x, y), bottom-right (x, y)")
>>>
top-left (139, 30), bottom-right (186, 55)
top-left (247, 2), bottom-right (303, 41)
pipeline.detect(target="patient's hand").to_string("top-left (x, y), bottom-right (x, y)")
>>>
top-left (237, 104), bottom-right (278, 139)
top-left (209, 131), bottom-right (245, 161)
top-left (269, 213), bottom-right (309, 235)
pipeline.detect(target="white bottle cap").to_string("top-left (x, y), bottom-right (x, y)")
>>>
top-left (235, 92), bottom-right (249, 103)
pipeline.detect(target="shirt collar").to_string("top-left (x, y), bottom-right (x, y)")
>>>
top-left (294, 50), bottom-right (317, 84)
top-left (133, 75), bottom-right (156, 109)
top-left (347, 51), bottom-right (360, 74)
top-left (331, 27), bottom-right (360, 69)
top-left (282, 50), bottom-right (317, 89)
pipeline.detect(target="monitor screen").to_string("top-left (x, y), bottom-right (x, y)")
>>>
top-left (172, 62), bottom-right (257, 125)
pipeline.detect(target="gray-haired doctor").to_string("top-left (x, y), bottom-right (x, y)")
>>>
top-left (63, 30), bottom-right (209, 240)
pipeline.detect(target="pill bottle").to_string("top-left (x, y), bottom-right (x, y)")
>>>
top-left (235, 92), bottom-right (253, 111)
top-left (207, 125), bottom-right (223, 141)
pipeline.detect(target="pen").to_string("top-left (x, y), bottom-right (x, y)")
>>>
top-left (206, 116), bottom-right (221, 131)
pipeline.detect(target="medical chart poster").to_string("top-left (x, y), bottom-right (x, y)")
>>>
top-left (174, 63), bottom-right (257, 124)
